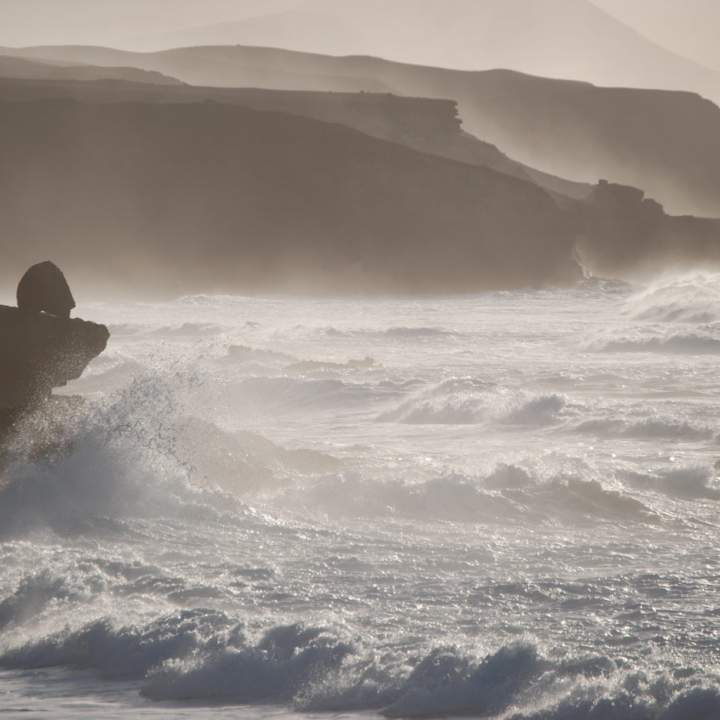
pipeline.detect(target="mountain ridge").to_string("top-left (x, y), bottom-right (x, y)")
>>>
top-left (5, 44), bottom-right (717, 217)
top-left (146, 0), bottom-right (720, 104)
top-left (0, 73), bottom-right (590, 202)
top-left (0, 54), bottom-right (182, 85)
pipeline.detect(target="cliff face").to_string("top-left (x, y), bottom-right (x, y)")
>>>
top-left (13, 46), bottom-right (715, 217)
top-left (0, 77), bottom-right (587, 199)
top-left (578, 181), bottom-right (720, 276)
top-left (0, 98), bottom-right (580, 295)
top-left (188, 89), bottom-right (536, 184)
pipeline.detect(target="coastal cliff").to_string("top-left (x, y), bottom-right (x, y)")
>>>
top-left (0, 77), bottom-right (585, 199)
top-left (0, 97), bottom-right (581, 294)
top-left (578, 180), bottom-right (720, 276)
top-left (13, 45), bottom-right (714, 217)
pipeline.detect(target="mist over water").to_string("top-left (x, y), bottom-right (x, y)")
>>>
top-left (1, 276), bottom-right (720, 718)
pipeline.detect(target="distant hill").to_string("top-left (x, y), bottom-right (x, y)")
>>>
top-left (0, 54), bottom-right (182, 85)
top-left (6, 45), bottom-right (718, 217)
top-left (151, 0), bottom-right (720, 105)
top-left (0, 98), bottom-right (580, 295)
top-left (0, 45), bottom-right (391, 94)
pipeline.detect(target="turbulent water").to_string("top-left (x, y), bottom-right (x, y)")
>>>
top-left (2, 274), bottom-right (720, 719)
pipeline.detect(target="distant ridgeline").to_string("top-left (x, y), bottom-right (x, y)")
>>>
top-left (0, 46), bottom-right (718, 294)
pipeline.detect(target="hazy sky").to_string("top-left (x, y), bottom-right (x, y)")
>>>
top-left (0, 0), bottom-right (298, 48)
top-left (592, 0), bottom-right (720, 71)
top-left (0, 0), bottom-right (717, 74)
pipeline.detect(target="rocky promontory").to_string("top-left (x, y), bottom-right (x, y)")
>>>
top-left (578, 180), bottom-right (720, 277)
top-left (0, 266), bottom-right (109, 441)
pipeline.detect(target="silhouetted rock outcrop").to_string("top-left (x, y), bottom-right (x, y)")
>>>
top-left (17, 261), bottom-right (76, 318)
top-left (0, 305), bottom-right (107, 405)
top-left (0, 268), bottom-right (109, 441)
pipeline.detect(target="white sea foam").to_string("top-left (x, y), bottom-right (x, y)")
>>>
top-left (626, 272), bottom-right (720, 324)
top-left (2, 285), bottom-right (720, 718)
top-left (378, 378), bottom-right (568, 425)
top-left (575, 416), bottom-right (716, 442)
top-left (2, 616), bottom-right (718, 719)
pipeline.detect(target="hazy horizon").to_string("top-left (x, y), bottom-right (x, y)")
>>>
top-left (1, 0), bottom-right (717, 78)
top-left (592, 0), bottom-right (720, 72)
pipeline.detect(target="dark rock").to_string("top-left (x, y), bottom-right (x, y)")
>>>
top-left (0, 304), bottom-right (109, 439)
top-left (592, 180), bottom-right (647, 210)
top-left (17, 260), bottom-right (76, 318)
top-left (575, 180), bottom-right (720, 277)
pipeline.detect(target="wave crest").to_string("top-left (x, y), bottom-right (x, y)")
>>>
top-left (588, 329), bottom-right (720, 354)
top-left (277, 465), bottom-right (656, 525)
top-left (626, 273), bottom-right (720, 324)
top-left (378, 378), bottom-right (567, 426)
top-left (2, 617), bottom-right (717, 718)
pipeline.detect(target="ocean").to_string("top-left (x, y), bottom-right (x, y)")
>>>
top-left (1, 275), bottom-right (719, 718)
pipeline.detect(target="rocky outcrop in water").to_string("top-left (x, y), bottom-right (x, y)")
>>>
top-left (0, 276), bottom-right (109, 440)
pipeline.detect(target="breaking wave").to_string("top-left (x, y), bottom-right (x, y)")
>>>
top-left (620, 465), bottom-right (720, 501)
top-left (383, 326), bottom-right (456, 338)
top-left (228, 376), bottom-right (393, 415)
top-left (222, 344), bottom-right (296, 366)
top-left (0, 373), bottom-right (334, 536)
top-left (287, 356), bottom-right (378, 374)
top-left (278, 465), bottom-right (656, 525)
top-left (301, 325), bottom-right (458, 341)
top-left (0, 609), bottom-right (232, 679)
top-left (379, 378), bottom-right (567, 426)
top-left (150, 322), bottom-right (223, 337)
top-left (575, 416), bottom-right (716, 442)
top-left (626, 273), bottom-right (720, 324)
top-left (588, 329), bottom-right (720, 354)
top-left (588, 275), bottom-right (720, 354)
top-left (0, 572), bottom-right (87, 631)
top-left (0, 613), bottom-right (717, 719)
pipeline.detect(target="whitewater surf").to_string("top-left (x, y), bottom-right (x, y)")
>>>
top-left (1, 276), bottom-right (719, 718)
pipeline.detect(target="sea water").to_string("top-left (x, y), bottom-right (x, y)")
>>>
top-left (1, 275), bottom-right (719, 718)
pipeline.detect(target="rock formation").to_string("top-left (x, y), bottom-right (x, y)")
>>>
top-left (0, 265), bottom-right (109, 441)
top-left (17, 261), bottom-right (76, 318)
top-left (577, 180), bottom-right (720, 276)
